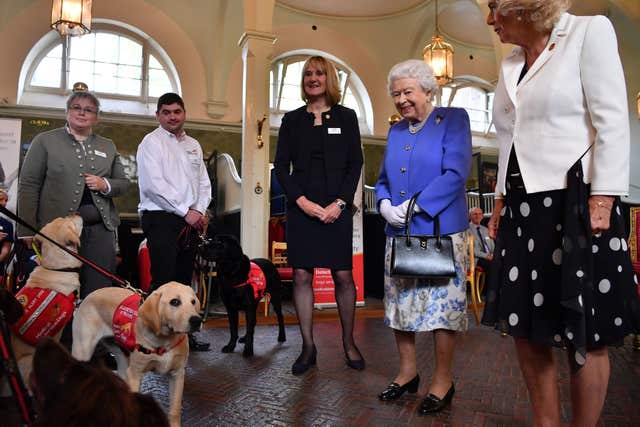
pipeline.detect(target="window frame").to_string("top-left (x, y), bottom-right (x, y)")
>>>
top-left (269, 51), bottom-right (373, 135)
top-left (22, 23), bottom-right (178, 107)
top-left (436, 76), bottom-right (496, 135)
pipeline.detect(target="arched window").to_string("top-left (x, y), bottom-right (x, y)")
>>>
top-left (20, 21), bottom-right (179, 115)
top-left (270, 51), bottom-right (374, 135)
top-left (438, 76), bottom-right (495, 135)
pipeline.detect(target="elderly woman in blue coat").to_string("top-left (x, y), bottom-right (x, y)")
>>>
top-left (375, 59), bottom-right (472, 415)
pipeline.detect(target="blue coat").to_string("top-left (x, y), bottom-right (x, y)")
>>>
top-left (375, 107), bottom-right (472, 237)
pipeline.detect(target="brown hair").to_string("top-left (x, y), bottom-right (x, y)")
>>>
top-left (300, 56), bottom-right (342, 106)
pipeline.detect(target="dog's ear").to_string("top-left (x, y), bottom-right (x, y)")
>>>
top-left (63, 218), bottom-right (82, 248)
top-left (138, 291), bottom-right (162, 335)
top-left (0, 289), bottom-right (24, 323)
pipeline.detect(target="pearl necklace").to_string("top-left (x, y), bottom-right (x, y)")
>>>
top-left (408, 118), bottom-right (427, 134)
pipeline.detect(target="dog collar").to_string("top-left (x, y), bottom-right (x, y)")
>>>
top-left (135, 334), bottom-right (187, 356)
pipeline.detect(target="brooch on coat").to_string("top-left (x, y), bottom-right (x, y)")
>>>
top-left (435, 114), bottom-right (444, 125)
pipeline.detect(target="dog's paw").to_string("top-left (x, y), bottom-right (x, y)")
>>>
top-left (221, 344), bottom-right (236, 353)
top-left (242, 347), bottom-right (254, 358)
top-left (277, 333), bottom-right (286, 342)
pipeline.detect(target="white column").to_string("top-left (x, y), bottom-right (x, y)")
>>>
top-left (238, 30), bottom-right (276, 258)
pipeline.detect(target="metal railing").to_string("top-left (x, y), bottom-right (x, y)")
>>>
top-left (363, 186), bottom-right (495, 216)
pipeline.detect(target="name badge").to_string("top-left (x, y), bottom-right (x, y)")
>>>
top-left (328, 127), bottom-right (341, 135)
top-left (94, 149), bottom-right (107, 158)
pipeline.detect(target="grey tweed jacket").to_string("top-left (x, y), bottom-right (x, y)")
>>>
top-left (17, 127), bottom-right (129, 236)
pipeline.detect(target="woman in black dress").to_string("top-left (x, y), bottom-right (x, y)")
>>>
top-left (482, 1), bottom-right (639, 425)
top-left (274, 56), bottom-right (364, 375)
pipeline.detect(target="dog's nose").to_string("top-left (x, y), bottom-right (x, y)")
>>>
top-left (189, 316), bottom-right (202, 332)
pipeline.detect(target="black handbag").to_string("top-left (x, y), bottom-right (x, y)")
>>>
top-left (389, 193), bottom-right (457, 279)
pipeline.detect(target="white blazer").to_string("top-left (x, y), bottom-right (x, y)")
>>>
top-left (493, 13), bottom-right (630, 197)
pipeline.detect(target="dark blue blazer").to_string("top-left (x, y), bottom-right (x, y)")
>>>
top-left (274, 104), bottom-right (363, 206)
top-left (375, 107), bottom-right (472, 236)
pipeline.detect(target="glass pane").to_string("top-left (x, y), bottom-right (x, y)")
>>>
top-left (149, 54), bottom-right (162, 69)
top-left (148, 68), bottom-right (172, 97)
top-left (69, 33), bottom-right (96, 60)
top-left (118, 64), bottom-right (142, 80)
top-left (269, 70), bottom-right (274, 108)
top-left (343, 87), bottom-right (361, 117)
top-left (119, 37), bottom-right (143, 66)
top-left (440, 87), bottom-right (452, 106)
top-left (93, 62), bottom-right (117, 93)
top-left (94, 33), bottom-right (118, 63)
top-left (31, 45), bottom-right (63, 87)
top-left (450, 87), bottom-right (489, 133)
top-left (68, 59), bottom-right (95, 89)
top-left (116, 77), bottom-right (140, 96)
top-left (278, 61), bottom-right (304, 111)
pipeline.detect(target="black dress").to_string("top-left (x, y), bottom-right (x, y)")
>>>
top-left (286, 125), bottom-right (352, 269)
top-left (482, 149), bottom-right (640, 366)
top-left (273, 105), bottom-right (363, 271)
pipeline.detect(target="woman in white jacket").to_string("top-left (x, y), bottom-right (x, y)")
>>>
top-left (482, 1), bottom-right (640, 426)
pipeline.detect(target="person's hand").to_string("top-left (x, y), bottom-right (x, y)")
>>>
top-left (488, 199), bottom-right (504, 239)
top-left (320, 200), bottom-right (342, 224)
top-left (0, 232), bottom-right (7, 242)
top-left (589, 195), bottom-right (614, 235)
top-left (487, 253), bottom-right (494, 261)
top-left (184, 209), bottom-right (203, 226)
top-left (379, 199), bottom-right (406, 228)
top-left (296, 196), bottom-right (325, 219)
top-left (84, 173), bottom-right (106, 192)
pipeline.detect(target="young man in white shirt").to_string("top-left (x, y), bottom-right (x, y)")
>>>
top-left (137, 92), bottom-right (212, 351)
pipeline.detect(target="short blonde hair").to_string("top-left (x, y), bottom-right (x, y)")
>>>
top-left (497, 0), bottom-right (571, 32)
top-left (300, 56), bottom-right (342, 107)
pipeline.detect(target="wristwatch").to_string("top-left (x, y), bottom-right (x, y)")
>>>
top-left (336, 200), bottom-right (346, 211)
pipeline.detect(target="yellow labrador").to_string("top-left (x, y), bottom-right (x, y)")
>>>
top-left (2, 215), bottom-right (83, 396)
top-left (72, 282), bottom-right (202, 427)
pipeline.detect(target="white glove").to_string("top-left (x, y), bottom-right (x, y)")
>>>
top-left (400, 198), bottom-right (424, 213)
top-left (380, 199), bottom-right (406, 228)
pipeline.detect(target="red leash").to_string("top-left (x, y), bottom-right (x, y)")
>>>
top-left (0, 205), bottom-right (142, 296)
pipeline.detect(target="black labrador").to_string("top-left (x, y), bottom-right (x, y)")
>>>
top-left (201, 234), bottom-right (286, 357)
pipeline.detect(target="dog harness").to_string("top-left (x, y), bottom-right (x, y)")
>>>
top-left (11, 287), bottom-right (75, 346)
top-left (112, 294), bottom-right (186, 355)
top-left (232, 262), bottom-right (266, 300)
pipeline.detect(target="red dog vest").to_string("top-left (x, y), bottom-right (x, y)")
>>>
top-left (112, 293), bottom-right (142, 352)
top-left (233, 262), bottom-right (266, 300)
top-left (11, 287), bottom-right (75, 346)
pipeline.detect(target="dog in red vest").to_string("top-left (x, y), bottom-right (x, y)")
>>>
top-left (2, 215), bottom-right (82, 396)
top-left (199, 234), bottom-right (286, 357)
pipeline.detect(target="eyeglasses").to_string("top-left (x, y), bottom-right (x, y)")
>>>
top-left (69, 104), bottom-right (98, 115)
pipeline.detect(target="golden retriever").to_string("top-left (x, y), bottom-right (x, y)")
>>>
top-left (72, 282), bottom-right (202, 427)
top-left (1, 215), bottom-right (83, 396)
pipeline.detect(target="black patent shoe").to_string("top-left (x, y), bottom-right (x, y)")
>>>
top-left (188, 333), bottom-right (211, 352)
top-left (418, 383), bottom-right (455, 414)
top-left (378, 375), bottom-right (420, 401)
top-left (292, 346), bottom-right (317, 376)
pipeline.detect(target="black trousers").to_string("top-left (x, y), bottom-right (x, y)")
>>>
top-left (141, 211), bottom-right (197, 292)
top-left (79, 222), bottom-right (117, 298)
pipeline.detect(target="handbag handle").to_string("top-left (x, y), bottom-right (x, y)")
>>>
top-left (402, 193), bottom-right (442, 249)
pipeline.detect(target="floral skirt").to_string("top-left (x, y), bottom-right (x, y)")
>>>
top-left (383, 231), bottom-right (469, 332)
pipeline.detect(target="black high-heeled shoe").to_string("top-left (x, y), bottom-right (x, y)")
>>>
top-left (378, 375), bottom-right (420, 401)
top-left (291, 345), bottom-right (317, 376)
top-left (418, 383), bottom-right (454, 414)
top-left (344, 346), bottom-right (365, 371)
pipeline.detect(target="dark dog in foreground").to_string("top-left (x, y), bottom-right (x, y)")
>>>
top-left (31, 338), bottom-right (169, 427)
top-left (201, 234), bottom-right (286, 357)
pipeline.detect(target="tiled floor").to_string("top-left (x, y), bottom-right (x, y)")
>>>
top-left (2, 300), bottom-right (640, 426)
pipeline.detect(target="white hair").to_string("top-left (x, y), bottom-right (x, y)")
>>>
top-left (387, 60), bottom-right (438, 96)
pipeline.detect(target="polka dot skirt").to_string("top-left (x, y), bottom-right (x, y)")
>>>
top-left (482, 160), bottom-right (640, 367)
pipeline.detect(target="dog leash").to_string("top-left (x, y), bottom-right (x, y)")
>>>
top-left (0, 205), bottom-right (145, 298)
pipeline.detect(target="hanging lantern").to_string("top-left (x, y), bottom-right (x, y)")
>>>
top-left (51, 0), bottom-right (92, 37)
top-left (423, 0), bottom-right (454, 86)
